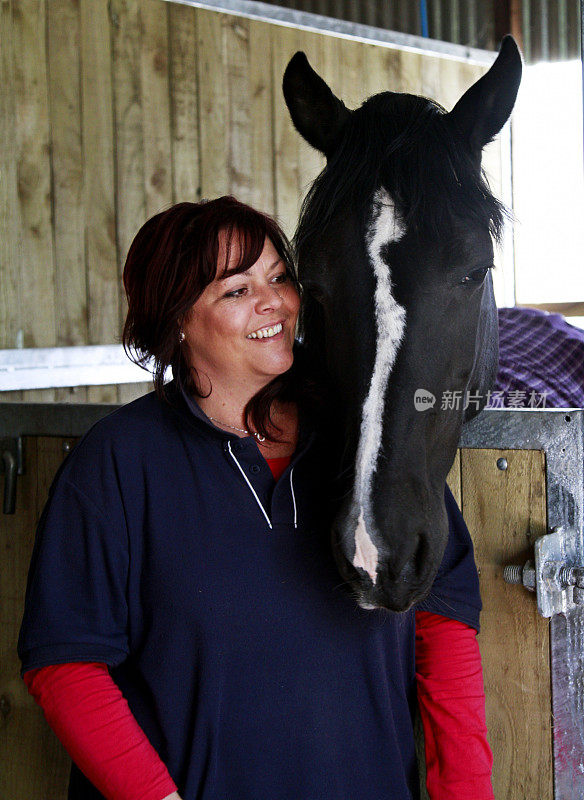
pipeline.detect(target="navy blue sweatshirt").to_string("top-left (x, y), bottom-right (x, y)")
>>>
top-left (18, 381), bottom-right (481, 800)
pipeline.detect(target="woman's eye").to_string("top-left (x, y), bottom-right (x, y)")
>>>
top-left (461, 266), bottom-right (491, 285)
top-left (272, 272), bottom-right (289, 284)
top-left (224, 287), bottom-right (247, 298)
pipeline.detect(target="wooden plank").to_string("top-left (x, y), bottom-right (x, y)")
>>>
top-left (336, 36), bottom-right (367, 110)
top-left (248, 18), bottom-right (275, 214)
top-left (80, 0), bottom-right (120, 402)
top-left (272, 23), bottom-right (304, 238)
top-left (224, 14), bottom-right (254, 202)
top-left (0, 0), bottom-right (23, 356)
top-left (272, 24), bottom-right (327, 238)
top-left (169, 1), bottom-right (200, 204)
top-left (0, 437), bottom-right (72, 799)
top-left (111, 0), bottom-right (146, 333)
top-left (12, 0), bottom-right (57, 407)
top-left (420, 53), bottom-right (444, 103)
top-left (47, 0), bottom-right (88, 404)
top-left (12, 0), bottom-right (56, 352)
top-left (461, 447), bottom-right (553, 800)
top-left (140, 0), bottom-right (173, 217)
top-left (363, 41), bottom-right (402, 97)
top-left (47, 0), bottom-right (86, 349)
top-left (197, 7), bottom-right (228, 199)
top-left (397, 48), bottom-right (423, 95)
top-left (118, 380), bottom-right (153, 404)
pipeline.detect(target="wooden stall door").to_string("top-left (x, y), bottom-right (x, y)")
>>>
top-left (1, 437), bottom-right (74, 799)
top-left (460, 448), bottom-right (553, 800)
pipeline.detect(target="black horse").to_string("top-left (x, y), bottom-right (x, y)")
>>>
top-left (283, 37), bottom-right (522, 612)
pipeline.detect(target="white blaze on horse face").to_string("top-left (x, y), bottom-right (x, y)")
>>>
top-left (351, 189), bottom-right (407, 585)
top-left (354, 509), bottom-right (379, 584)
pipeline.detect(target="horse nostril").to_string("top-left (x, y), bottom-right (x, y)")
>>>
top-left (393, 534), bottom-right (429, 582)
top-left (413, 534), bottom-right (430, 574)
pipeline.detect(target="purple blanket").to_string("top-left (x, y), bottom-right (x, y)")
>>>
top-left (492, 307), bottom-right (584, 409)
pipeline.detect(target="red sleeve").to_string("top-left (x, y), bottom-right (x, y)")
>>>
top-left (23, 662), bottom-right (177, 800)
top-left (415, 610), bottom-right (494, 800)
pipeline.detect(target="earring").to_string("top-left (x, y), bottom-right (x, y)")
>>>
top-left (179, 330), bottom-right (185, 343)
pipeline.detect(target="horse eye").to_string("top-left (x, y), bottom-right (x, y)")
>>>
top-left (461, 266), bottom-right (490, 285)
top-left (301, 281), bottom-right (328, 304)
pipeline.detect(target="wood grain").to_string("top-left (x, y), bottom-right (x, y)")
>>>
top-left (197, 7), bottom-right (228, 200)
top-left (169, 1), bottom-right (200, 204)
top-left (80, 0), bottom-right (120, 402)
top-left (0, 437), bottom-right (74, 799)
top-left (0, 0), bottom-right (23, 355)
top-left (461, 447), bottom-right (553, 800)
top-left (111, 0), bottom-right (146, 333)
top-left (12, 0), bottom-right (56, 352)
top-left (140, 0), bottom-right (173, 218)
top-left (1, 2), bottom-right (508, 400)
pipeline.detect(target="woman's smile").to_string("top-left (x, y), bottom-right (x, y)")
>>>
top-left (183, 235), bottom-right (300, 396)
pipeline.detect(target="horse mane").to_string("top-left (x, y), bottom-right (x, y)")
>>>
top-left (295, 92), bottom-right (507, 252)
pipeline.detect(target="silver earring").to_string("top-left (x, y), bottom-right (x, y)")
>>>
top-left (179, 330), bottom-right (185, 343)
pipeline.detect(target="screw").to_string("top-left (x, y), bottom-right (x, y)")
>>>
top-left (497, 457), bottom-right (508, 471)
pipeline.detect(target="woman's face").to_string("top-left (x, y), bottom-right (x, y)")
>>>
top-left (183, 234), bottom-right (300, 395)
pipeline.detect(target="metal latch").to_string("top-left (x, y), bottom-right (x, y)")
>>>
top-left (504, 527), bottom-right (584, 617)
top-left (0, 436), bottom-right (24, 515)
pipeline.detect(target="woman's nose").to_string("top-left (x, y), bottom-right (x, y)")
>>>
top-left (256, 283), bottom-right (283, 311)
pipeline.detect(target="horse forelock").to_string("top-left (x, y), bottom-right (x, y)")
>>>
top-left (351, 189), bottom-right (407, 584)
top-left (295, 92), bottom-right (507, 254)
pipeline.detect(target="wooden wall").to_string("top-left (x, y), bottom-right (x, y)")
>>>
top-left (1, 0), bottom-right (508, 404)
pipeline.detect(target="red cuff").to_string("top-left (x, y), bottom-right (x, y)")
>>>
top-left (24, 662), bottom-right (177, 800)
top-left (415, 610), bottom-right (494, 800)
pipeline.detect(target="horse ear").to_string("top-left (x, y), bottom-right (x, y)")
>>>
top-left (446, 35), bottom-right (522, 152)
top-left (283, 51), bottom-right (351, 156)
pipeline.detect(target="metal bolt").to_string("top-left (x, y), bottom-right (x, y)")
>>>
top-left (558, 566), bottom-right (584, 589)
top-left (503, 561), bottom-right (535, 591)
top-left (504, 565), bottom-right (522, 584)
top-left (63, 441), bottom-right (72, 453)
top-left (496, 457), bottom-right (508, 471)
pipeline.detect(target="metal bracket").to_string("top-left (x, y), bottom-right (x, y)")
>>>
top-left (0, 437), bottom-right (24, 514)
top-left (504, 527), bottom-right (584, 617)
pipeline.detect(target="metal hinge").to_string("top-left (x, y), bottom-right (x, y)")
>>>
top-left (0, 437), bottom-right (24, 515)
top-left (504, 527), bottom-right (584, 617)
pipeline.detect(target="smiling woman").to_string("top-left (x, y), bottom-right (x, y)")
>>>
top-left (122, 196), bottom-right (305, 446)
top-left (182, 233), bottom-right (300, 439)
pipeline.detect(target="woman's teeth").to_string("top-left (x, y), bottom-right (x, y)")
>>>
top-left (246, 322), bottom-right (283, 339)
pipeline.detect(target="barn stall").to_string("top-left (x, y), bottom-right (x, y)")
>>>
top-left (1, 1), bottom-right (582, 798)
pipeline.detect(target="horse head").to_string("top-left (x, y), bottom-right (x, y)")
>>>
top-left (283, 37), bottom-right (522, 612)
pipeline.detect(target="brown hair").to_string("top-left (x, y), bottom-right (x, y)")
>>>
top-left (122, 196), bottom-right (305, 441)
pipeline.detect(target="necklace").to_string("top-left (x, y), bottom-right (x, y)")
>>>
top-left (208, 416), bottom-right (266, 442)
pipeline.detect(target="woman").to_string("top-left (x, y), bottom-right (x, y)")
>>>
top-left (19, 197), bottom-right (493, 800)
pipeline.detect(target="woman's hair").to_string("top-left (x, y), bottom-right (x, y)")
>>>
top-left (122, 196), bottom-right (311, 441)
